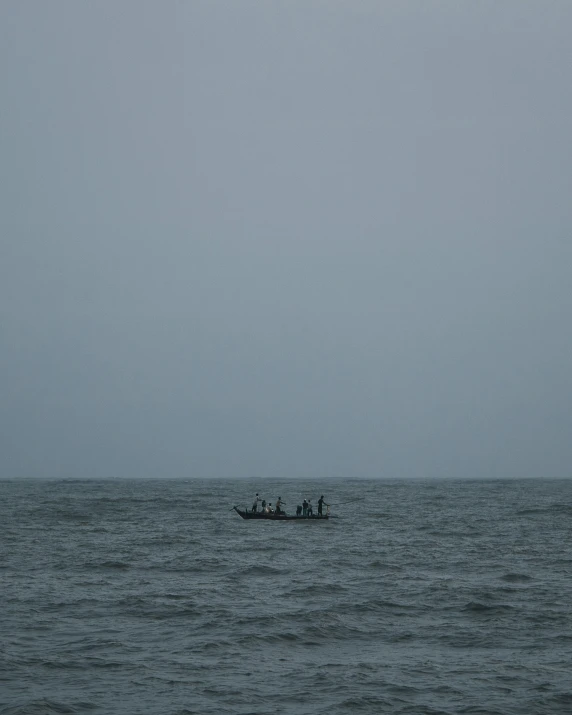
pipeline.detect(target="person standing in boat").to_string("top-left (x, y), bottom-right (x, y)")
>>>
top-left (302, 498), bottom-right (308, 516)
top-left (275, 496), bottom-right (285, 515)
top-left (252, 493), bottom-right (261, 513)
top-left (317, 495), bottom-right (328, 516)
top-left (307, 499), bottom-right (313, 516)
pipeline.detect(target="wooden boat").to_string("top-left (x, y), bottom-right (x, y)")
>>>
top-left (233, 506), bottom-right (329, 521)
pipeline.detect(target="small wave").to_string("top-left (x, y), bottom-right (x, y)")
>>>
top-left (40, 597), bottom-right (101, 611)
top-left (368, 560), bottom-right (403, 571)
top-left (548, 503), bottom-right (572, 515)
top-left (433, 529), bottom-right (478, 538)
top-left (237, 565), bottom-right (287, 577)
top-left (549, 691), bottom-right (572, 704)
top-left (501, 572), bottom-right (532, 583)
top-left (195, 638), bottom-right (235, 652)
top-left (115, 595), bottom-right (201, 619)
top-left (84, 560), bottom-right (130, 570)
top-left (162, 593), bottom-right (188, 600)
top-left (350, 598), bottom-right (417, 613)
top-left (456, 708), bottom-right (507, 714)
top-left (30, 508), bottom-right (92, 522)
top-left (137, 536), bottom-right (188, 546)
top-left (386, 683), bottom-right (421, 695)
top-left (397, 707), bottom-right (457, 714)
top-left (287, 582), bottom-right (348, 596)
top-left (42, 657), bottom-right (126, 671)
top-left (80, 659), bottom-right (126, 670)
top-left (232, 617), bottom-right (364, 646)
top-left (517, 504), bottom-right (572, 516)
top-left (386, 631), bottom-right (415, 643)
top-left (336, 695), bottom-right (393, 710)
top-left (437, 631), bottom-right (497, 649)
top-left (462, 601), bottom-right (515, 613)
top-left (0, 700), bottom-right (92, 715)
top-left (141, 557), bottom-right (226, 574)
top-left (234, 630), bottom-right (317, 648)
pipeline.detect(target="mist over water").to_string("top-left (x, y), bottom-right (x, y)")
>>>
top-left (2, 477), bottom-right (572, 714)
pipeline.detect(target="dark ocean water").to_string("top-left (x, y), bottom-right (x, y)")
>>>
top-left (1, 478), bottom-right (572, 715)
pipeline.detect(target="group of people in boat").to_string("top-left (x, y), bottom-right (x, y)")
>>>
top-left (251, 493), bottom-right (330, 517)
top-left (251, 494), bottom-right (285, 515)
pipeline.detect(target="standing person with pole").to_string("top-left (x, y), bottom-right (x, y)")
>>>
top-left (317, 495), bottom-right (329, 516)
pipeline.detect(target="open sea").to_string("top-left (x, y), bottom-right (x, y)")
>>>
top-left (1, 477), bottom-right (572, 715)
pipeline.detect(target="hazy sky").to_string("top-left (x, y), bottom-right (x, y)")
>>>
top-left (2, 1), bottom-right (571, 479)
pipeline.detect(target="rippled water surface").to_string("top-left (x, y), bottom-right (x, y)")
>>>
top-left (2, 478), bottom-right (572, 714)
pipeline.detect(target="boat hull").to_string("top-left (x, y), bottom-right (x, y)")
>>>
top-left (233, 507), bottom-right (329, 521)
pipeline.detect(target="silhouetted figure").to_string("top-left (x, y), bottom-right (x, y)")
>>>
top-left (317, 495), bottom-right (329, 516)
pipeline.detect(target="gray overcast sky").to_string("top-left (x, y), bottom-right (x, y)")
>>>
top-left (1, 1), bottom-right (571, 479)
